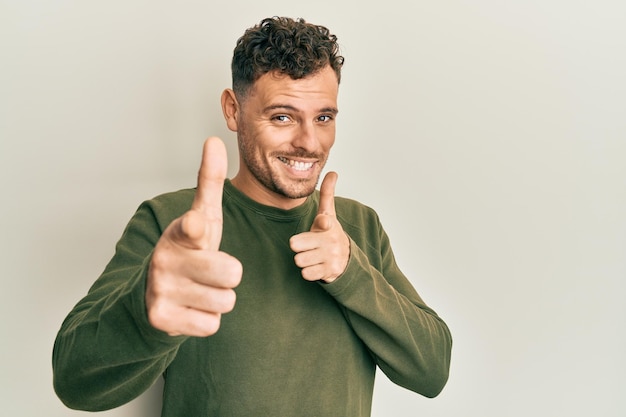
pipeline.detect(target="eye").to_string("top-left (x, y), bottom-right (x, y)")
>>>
top-left (317, 115), bottom-right (334, 123)
top-left (272, 115), bottom-right (291, 123)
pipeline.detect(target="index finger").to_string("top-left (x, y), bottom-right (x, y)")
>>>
top-left (192, 137), bottom-right (228, 214)
top-left (317, 171), bottom-right (338, 217)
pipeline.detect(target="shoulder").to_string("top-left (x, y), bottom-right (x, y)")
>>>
top-left (136, 188), bottom-right (196, 228)
top-left (148, 187), bottom-right (196, 206)
top-left (334, 195), bottom-right (382, 235)
top-left (335, 195), bottom-right (379, 219)
top-left (333, 195), bottom-right (390, 268)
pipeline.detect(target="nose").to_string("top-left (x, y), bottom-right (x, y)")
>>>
top-left (291, 121), bottom-right (319, 152)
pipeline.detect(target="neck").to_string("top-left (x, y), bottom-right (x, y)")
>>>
top-left (230, 174), bottom-right (308, 210)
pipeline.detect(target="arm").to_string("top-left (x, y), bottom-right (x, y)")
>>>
top-left (52, 200), bottom-right (187, 411)
top-left (53, 137), bottom-right (241, 410)
top-left (289, 172), bottom-right (451, 397)
top-left (322, 228), bottom-right (452, 398)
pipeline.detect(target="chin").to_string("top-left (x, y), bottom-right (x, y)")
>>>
top-left (276, 179), bottom-right (319, 200)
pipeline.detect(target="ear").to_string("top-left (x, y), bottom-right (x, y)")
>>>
top-left (221, 89), bottom-right (239, 132)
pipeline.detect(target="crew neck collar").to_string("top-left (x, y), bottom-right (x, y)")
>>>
top-left (223, 179), bottom-right (316, 221)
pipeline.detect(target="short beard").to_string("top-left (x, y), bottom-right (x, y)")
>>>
top-left (237, 134), bottom-right (325, 200)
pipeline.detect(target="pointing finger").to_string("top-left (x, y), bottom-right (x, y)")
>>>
top-left (317, 171), bottom-right (338, 217)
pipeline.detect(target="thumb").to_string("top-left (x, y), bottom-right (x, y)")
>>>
top-left (310, 172), bottom-right (337, 232)
top-left (191, 136), bottom-right (228, 250)
top-left (310, 211), bottom-right (333, 232)
top-left (317, 171), bottom-right (338, 217)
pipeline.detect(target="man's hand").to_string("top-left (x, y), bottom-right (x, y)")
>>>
top-left (289, 172), bottom-right (350, 283)
top-left (146, 137), bottom-right (242, 337)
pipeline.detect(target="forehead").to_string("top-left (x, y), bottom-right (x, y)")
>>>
top-left (246, 66), bottom-right (339, 109)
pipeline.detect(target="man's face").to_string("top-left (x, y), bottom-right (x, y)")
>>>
top-left (228, 65), bottom-right (339, 209)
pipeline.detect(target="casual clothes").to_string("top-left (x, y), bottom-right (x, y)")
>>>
top-left (53, 180), bottom-right (452, 416)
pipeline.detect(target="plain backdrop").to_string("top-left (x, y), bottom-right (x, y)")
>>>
top-left (1, 1), bottom-right (625, 416)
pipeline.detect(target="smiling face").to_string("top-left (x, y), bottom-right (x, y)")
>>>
top-left (222, 65), bottom-right (339, 210)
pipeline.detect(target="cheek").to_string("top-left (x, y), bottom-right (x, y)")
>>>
top-left (320, 130), bottom-right (336, 151)
top-left (259, 127), bottom-right (295, 151)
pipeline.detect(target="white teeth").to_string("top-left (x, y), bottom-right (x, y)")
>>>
top-left (292, 161), bottom-right (314, 171)
top-left (279, 157), bottom-right (314, 171)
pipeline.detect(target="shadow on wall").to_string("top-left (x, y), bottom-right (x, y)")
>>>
top-left (138, 378), bottom-right (163, 416)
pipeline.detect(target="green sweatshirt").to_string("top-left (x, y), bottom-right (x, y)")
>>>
top-left (53, 180), bottom-right (452, 416)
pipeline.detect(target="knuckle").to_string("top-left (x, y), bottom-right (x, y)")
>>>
top-left (199, 314), bottom-right (222, 336)
top-left (301, 267), bottom-right (318, 282)
top-left (181, 213), bottom-right (207, 243)
top-left (225, 257), bottom-right (243, 286)
top-left (289, 236), bottom-right (301, 251)
top-left (150, 248), bottom-right (170, 270)
top-left (301, 268), bottom-right (312, 280)
top-left (147, 301), bottom-right (171, 331)
top-left (222, 289), bottom-right (237, 312)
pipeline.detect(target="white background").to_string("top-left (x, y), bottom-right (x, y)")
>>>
top-left (1, 1), bottom-right (625, 416)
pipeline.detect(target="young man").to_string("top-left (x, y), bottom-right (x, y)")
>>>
top-left (53, 16), bottom-right (452, 416)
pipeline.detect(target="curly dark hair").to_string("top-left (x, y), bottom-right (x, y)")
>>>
top-left (231, 16), bottom-right (344, 99)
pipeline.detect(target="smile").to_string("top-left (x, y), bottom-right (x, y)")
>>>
top-left (278, 157), bottom-right (315, 171)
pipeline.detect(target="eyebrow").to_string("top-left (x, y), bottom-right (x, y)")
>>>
top-left (262, 104), bottom-right (339, 115)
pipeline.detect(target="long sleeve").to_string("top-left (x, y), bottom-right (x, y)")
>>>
top-left (53, 185), bottom-right (451, 416)
top-left (52, 195), bottom-right (191, 411)
top-left (324, 202), bottom-right (452, 397)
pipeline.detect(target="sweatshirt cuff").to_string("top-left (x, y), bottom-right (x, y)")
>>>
top-left (319, 238), bottom-right (367, 299)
